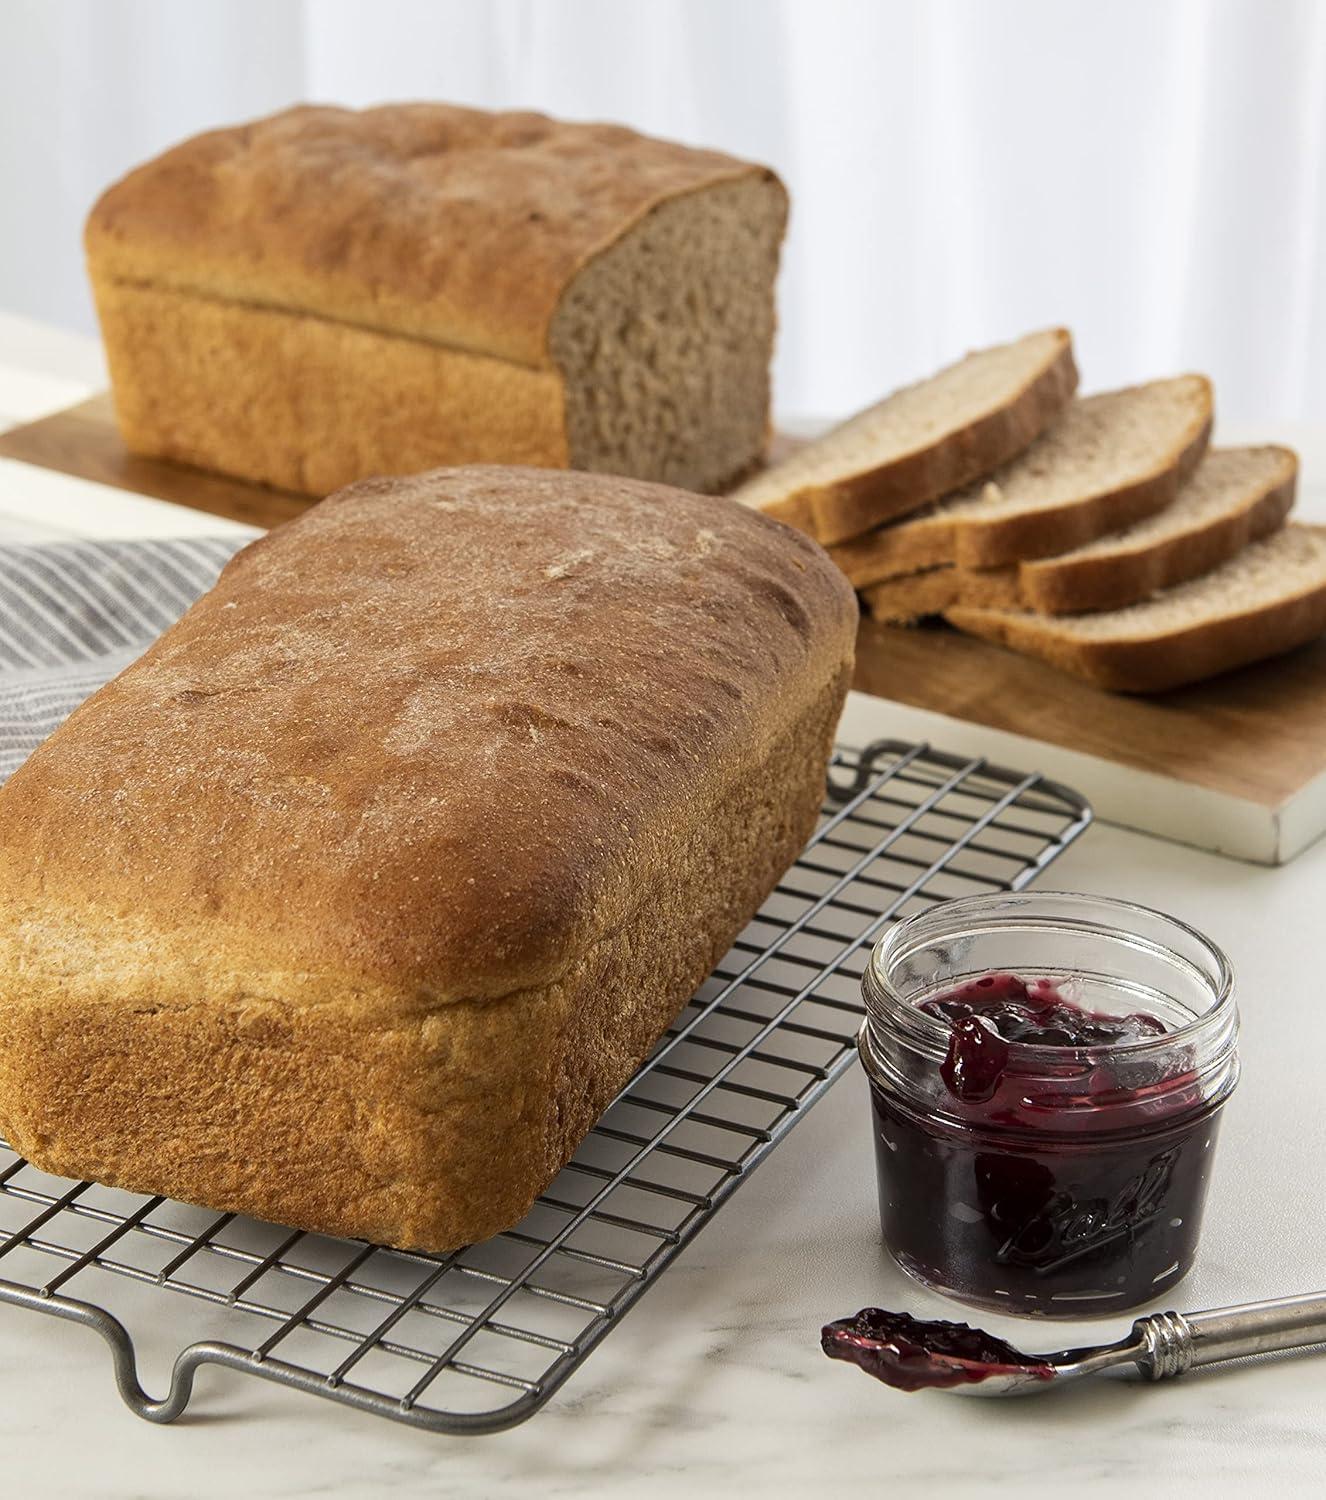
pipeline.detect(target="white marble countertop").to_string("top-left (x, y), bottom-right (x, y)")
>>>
top-left (1, 311), bottom-right (1325, 1497)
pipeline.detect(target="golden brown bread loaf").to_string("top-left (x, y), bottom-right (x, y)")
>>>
top-left (0, 467), bottom-right (856, 1250)
top-left (87, 104), bottom-right (788, 496)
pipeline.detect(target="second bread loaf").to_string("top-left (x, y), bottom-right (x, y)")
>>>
top-left (88, 104), bottom-right (789, 496)
top-left (0, 467), bottom-right (857, 1251)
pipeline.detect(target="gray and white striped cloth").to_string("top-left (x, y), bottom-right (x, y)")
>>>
top-left (0, 536), bottom-right (247, 781)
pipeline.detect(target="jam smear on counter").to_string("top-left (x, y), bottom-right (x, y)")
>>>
top-left (866, 972), bottom-right (1220, 1314)
top-left (821, 1307), bottom-right (1054, 1392)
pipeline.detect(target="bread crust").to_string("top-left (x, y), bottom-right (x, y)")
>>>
top-left (1017, 446), bottom-right (1296, 613)
top-left (762, 331), bottom-right (1078, 545)
top-left (0, 467), bottom-right (856, 1249)
top-left (953, 394), bottom-right (1213, 567)
top-left (862, 568), bottom-right (961, 623)
top-left (86, 103), bottom-right (776, 369)
top-left (947, 526), bottom-right (1326, 693)
top-left (862, 565), bottom-right (1037, 623)
top-left (94, 279), bottom-right (571, 495)
top-left (860, 444), bottom-right (1297, 624)
top-left (0, 678), bottom-right (845, 1248)
top-left (829, 508), bottom-right (958, 586)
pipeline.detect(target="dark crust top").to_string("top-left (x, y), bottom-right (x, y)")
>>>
top-left (0, 468), bottom-right (856, 1005)
top-left (85, 103), bottom-right (782, 368)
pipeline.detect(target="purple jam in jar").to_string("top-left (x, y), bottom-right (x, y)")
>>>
top-left (859, 894), bottom-right (1239, 1317)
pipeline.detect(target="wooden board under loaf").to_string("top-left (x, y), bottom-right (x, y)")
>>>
top-left (847, 618), bottom-right (1326, 864)
top-left (3, 397), bottom-right (1323, 861)
top-left (0, 466), bottom-right (857, 1250)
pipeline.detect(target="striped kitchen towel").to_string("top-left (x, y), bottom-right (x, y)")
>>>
top-left (0, 536), bottom-right (248, 781)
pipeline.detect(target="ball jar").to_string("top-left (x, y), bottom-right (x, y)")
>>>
top-left (859, 892), bottom-right (1240, 1317)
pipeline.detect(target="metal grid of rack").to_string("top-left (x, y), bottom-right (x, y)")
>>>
top-left (0, 739), bottom-right (1090, 1434)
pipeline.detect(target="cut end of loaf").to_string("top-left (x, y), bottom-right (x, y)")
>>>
top-left (552, 174), bottom-right (788, 494)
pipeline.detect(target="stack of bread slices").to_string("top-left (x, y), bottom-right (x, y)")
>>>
top-left (732, 329), bottom-right (1326, 693)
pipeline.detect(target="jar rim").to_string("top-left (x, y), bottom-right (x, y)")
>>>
top-left (866, 889), bottom-right (1236, 1066)
top-left (856, 1019), bottom-right (1239, 1141)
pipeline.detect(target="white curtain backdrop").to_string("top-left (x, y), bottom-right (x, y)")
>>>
top-left (2, 0), bottom-right (1325, 425)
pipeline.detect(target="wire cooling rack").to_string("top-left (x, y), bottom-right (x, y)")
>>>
top-left (0, 738), bottom-right (1089, 1434)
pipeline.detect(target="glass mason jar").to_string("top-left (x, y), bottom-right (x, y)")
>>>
top-left (860, 892), bottom-right (1240, 1318)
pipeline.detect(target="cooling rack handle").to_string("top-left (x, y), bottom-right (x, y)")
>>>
top-left (825, 738), bottom-right (923, 801)
top-left (0, 1277), bottom-right (225, 1423)
top-left (2, 1275), bottom-right (525, 1431)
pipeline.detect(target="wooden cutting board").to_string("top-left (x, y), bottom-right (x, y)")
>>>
top-left (3, 395), bottom-right (1324, 863)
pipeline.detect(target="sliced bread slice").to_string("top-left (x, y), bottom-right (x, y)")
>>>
top-left (862, 444), bottom-right (1297, 622)
top-left (831, 375), bottom-right (1214, 583)
top-left (731, 328), bottom-right (1077, 545)
top-left (945, 524), bottom-right (1326, 693)
top-left (1013, 444), bottom-right (1296, 613)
